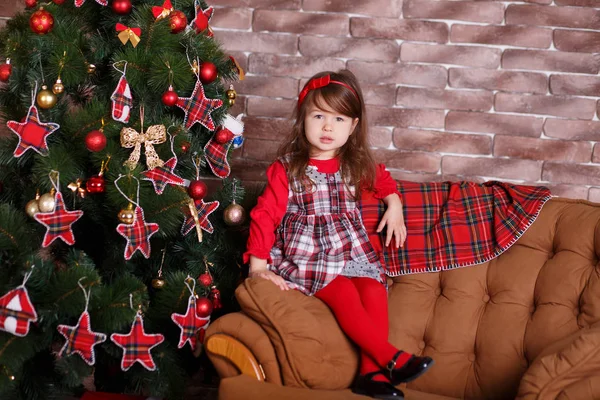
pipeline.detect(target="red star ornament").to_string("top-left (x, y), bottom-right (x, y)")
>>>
top-left (171, 295), bottom-right (210, 350)
top-left (181, 199), bottom-right (219, 236)
top-left (175, 79), bottom-right (223, 131)
top-left (190, 4), bottom-right (214, 36)
top-left (110, 312), bottom-right (164, 371)
top-left (34, 191), bottom-right (83, 247)
top-left (6, 105), bottom-right (59, 158)
top-left (142, 157), bottom-right (185, 195)
top-left (57, 311), bottom-right (107, 366)
top-left (116, 206), bottom-right (159, 260)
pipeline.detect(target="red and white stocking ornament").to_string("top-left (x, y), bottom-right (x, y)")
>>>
top-left (204, 113), bottom-right (244, 178)
top-left (0, 269), bottom-right (37, 337)
top-left (111, 62), bottom-right (132, 123)
top-left (171, 278), bottom-right (210, 351)
top-left (57, 278), bottom-right (107, 365)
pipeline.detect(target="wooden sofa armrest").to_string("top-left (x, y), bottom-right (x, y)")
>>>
top-left (206, 334), bottom-right (265, 381)
top-left (517, 324), bottom-right (600, 399)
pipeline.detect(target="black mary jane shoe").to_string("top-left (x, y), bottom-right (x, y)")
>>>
top-left (384, 352), bottom-right (434, 386)
top-left (352, 371), bottom-right (405, 399)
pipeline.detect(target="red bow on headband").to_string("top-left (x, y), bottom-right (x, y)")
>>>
top-left (297, 75), bottom-right (358, 109)
top-left (116, 23), bottom-right (142, 48)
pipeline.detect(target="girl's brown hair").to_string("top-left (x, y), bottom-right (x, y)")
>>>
top-left (277, 69), bottom-right (377, 197)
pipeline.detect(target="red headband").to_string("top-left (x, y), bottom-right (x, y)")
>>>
top-left (297, 75), bottom-right (358, 109)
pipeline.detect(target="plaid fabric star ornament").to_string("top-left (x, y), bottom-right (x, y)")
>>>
top-left (175, 79), bottom-right (223, 131)
top-left (111, 66), bottom-right (132, 123)
top-left (116, 206), bottom-right (159, 260)
top-left (181, 199), bottom-right (219, 237)
top-left (6, 105), bottom-right (59, 158)
top-left (171, 295), bottom-right (210, 350)
top-left (204, 114), bottom-right (244, 178)
top-left (75, 0), bottom-right (107, 7)
top-left (0, 271), bottom-right (37, 337)
top-left (34, 191), bottom-right (83, 247)
top-left (57, 311), bottom-right (107, 366)
top-left (142, 157), bottom-right (185, 195)
top-left (111, 312), bottom-right (164, 371)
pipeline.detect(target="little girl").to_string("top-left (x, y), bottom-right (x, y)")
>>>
top-left (244, 70), bottom-right (433, 399)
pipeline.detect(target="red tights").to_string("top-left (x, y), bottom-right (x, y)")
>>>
top-left (314, 276), bottom-right (412, 381)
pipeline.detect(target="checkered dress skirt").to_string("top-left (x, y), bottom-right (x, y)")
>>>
top-left (269, 163), bottom-right (383, 296)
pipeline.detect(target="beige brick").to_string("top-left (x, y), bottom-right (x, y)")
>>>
top-left (494, 136), bottom-right (591, 163)
top-left (0, 0), bottom-right (17, 17)
top-left (227, 95), bottom-right (246, 117)
top-left (396, 87), bottom-right (493, 111)
top-left (555, 0), bottom-right (600, 5)
top-left (544, 119), bottom-right (600, 141)
top-left (495, 93), bottom-right (596, 120)
top-left (589, 187), bottom-right (600, 202)
top-left (554, 30), bottom-right (600, 53)
top-left (213, 0), bottom-right (300, 8)
top-left (543, 163), bottom-right (600, 186)
top-left (362, 84), bottom-right (396, 106)
top-left (242, 117), bottom-right (293, 140)
top-left (392, 171), bottom-right (444, 183)
top-left (593, 143), bottom-right (600, 163)
top-left (351, 17), bottom-right (448, 43)
top-left (248, 54), bottom-right (345, 78)
top-left (303, 0), bottom-right (402, 17)
top-left (349, 61), bottom-right (447, 88)
top-left (550, 75), bottom-right (600, 96)
top-left (299, 36), bottom-right (399, 62)
top-left (373, 149), bottom-right (441, 173)
top-left (242, 138), bottom-right (281, 161)
top-left (211, 8), bottom-right (252, 30)
top-left (502, 49), bottom-right (600, 74)
top-left (368, 106), bottom-right (445, 129)
top-left (235, 76), bottom-right (298, 99)
top-left (369, 127), bottom-right (393, 148)
top-left (446, 111), bottom-right (543, 137)
top-left (247, 98), bottom-right (295, 118)
top-left (214, 31), bottom-right (297, 55)
top-left (450, 25), bottom-right (552, 49)
top-left (506, 4), bottom-right (600, 29)
top-left (401, 43), bottom-right (501, 69)
top-left (449, 69), bottom-right (547, 94)
top-left (253, 10), bottom-right (348, 35)
top-left (393, 128), bottom-right (491, 155)
top-left (443, 156), bottom-right (542, 181)
top-left (545, 184), bottom-right (588, 199)
top-left (404, 0), bottom-right (504, 23)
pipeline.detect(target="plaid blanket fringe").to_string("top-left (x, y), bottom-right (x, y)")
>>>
top-left (360, 180), bottom-right (552, 277)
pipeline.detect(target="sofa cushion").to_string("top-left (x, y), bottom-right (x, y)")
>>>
top-left (235, 278), bottom-right (358, 390)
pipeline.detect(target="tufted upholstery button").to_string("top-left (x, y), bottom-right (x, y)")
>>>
top-left (573, 308), bottom-right (579, 316)
top-left (434, 288), bottom-right (442, 296)
top-left (468, 353), bottom-right (476, 362)
top-left (483, 294), bottom-right (490, 303)
top-left (418, 341), bottom-right (426, 350)
top-left (530, 306), bottom-right (535, 314)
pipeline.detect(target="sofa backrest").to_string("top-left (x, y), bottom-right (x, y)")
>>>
top-left (386, 198), bottom-right (600, 398)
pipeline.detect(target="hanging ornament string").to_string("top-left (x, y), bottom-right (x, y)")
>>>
top-left (157, 247), bottom-right (166, 279)
top-left (184, 275), bottom-right (196, 297)
top-left (77, 277), bottom-right (91, 311)
top-left (184, 45), bottom-right (200, 80)
top-left (191, 152), bottom-right (201, 180)
top-left (21, 266), bottom-right (35, 287)
top-left (113, 60), bottom-right (128, 77)
top-left (114, 174), bottom-right (141, 209)
top-left (30, 81), bottom-right (39, 107)
top-left (38, 54), bottom-right (46, 85)
top-left (48, 170), bottom-right (60, 193)
top-left (165, 61), bottom-right (174, 88)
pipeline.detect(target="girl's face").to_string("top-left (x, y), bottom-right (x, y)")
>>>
top-left (304, 102), bottom-right (359, 160)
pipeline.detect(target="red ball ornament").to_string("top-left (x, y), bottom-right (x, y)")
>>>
top-left (0, 63), bottom-right (12, 83)
top-left (86, 175), bottom-right (105, 194)
top-left (53, 0), bottom-right (64, 4)
top-left (196, 296), bottom-right (213, 318)
top-left (25, 0), bottom-right (37, 8)
top-left (30, 8), bottom-right (54, 35)
top-left (169, 10), bottom-right (187, 34)
top-left (187, 180), bottom-right (207, 200)
top-left (111, 0), bottom-right (131, 14)
top-left (214, 128), bottom-right (233, 144)
top-left (199, 62), bottom-right (217, 84)
top-left (198, 273), bottom-right (212, 287)
top-left (85, 130), bottom-right (107, 152)
top-left (162, 86), bottom-right (178, 107)
top-left (180, 141), bottom-right (191, 153)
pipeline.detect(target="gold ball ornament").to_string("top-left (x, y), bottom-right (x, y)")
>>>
top-left (25, 199), bottom-right (40, 217)
top-left (226, 85), bottom-right (237, 106)
top-left (36, 85), bottom-right (57, 109)
top-left (52, 78), bottom-right (64, 95)
top-left (118, 203), bottom-right (135, 224)
top-left (87, 63), bottom-right (96, 74)
top-left (151, 276), bottom-right (166, 289)
top-left (223, 201), bottom-right (246, 226)
top-left (37, 191), bottom-right (56, 213)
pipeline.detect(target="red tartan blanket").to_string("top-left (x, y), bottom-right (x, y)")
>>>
top-left (359, 180), bottom-right (552, 276)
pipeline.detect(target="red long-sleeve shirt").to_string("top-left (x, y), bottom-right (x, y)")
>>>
top-left (243, 157), bottom-right (400, 264)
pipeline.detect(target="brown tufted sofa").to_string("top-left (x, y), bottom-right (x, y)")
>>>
top-left (205, 197), bottom-right (600, 399)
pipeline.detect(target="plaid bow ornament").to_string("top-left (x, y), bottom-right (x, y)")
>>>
top-left (120, 124), bottom-right (166, 170)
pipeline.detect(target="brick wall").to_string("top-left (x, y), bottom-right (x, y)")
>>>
top-left (2, 1), bottom-right (600, 199)
top-left (213, 0), bottom-right (600, 201)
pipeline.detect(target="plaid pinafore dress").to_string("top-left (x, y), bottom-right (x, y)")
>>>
top-left (268, 159), bottom-right (386, 296)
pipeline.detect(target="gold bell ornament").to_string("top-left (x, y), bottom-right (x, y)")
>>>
top-left (226, 84), bottom-right (237, 106)
top-left (36, 85), bottom-right (57, 109)
top-left (118, 202), bottom-right (135, 224)
top-left (87, 63), bottom-right (96, 74)
top-left (52, 77), bottom-right (64, 95)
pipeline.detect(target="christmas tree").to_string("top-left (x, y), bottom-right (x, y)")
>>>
top-left (0, 0), bottom-right (248, 398)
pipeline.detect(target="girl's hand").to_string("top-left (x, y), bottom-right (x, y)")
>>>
top-left (250, 269), bottom-right (290, 291)
top-left (377, 194), bottom-right (407, 248)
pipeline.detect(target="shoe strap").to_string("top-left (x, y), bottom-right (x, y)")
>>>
top-left (386, 351), bottom-right (403, 374)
